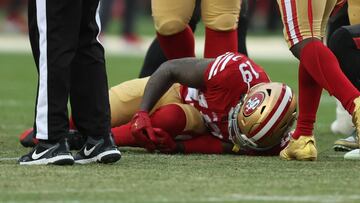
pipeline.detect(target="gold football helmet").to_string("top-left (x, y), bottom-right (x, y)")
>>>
top-left (228, 82), bottom-right (297, 151)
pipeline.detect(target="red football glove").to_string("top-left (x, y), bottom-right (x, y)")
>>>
top-left (153, 128), bottom-right (177, 153)
top-left (130, 111), bottom-right (157, 152)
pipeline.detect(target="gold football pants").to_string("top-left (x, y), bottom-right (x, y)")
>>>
top-left (109, 77), bottom-right (207, 134)
top-left (348, 0), bottom-right (360, 25)
top-left (152, 0), bottom-right (241, 35)
top-left (277, 0), bottom-right (345, 47)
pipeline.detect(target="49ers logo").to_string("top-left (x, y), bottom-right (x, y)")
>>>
top-left (243, 92), bottom-right (265, 117)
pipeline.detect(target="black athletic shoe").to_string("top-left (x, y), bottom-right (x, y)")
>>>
top-left (19, 128), bottom-right (86, 151)
top-left (74, 133), bottom-right (121, 164)
top-left (18, 139), bottom-right (74, 165)
top-left (66, 129), bottom-right (87, 150)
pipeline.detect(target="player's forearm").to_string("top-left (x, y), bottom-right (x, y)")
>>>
top-left (139, 62), bottom-right (175, 112)
top-left (139, 58), bottom-right (209, 111)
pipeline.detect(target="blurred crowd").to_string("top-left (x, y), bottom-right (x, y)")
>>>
top-left (0, 0), bottom-right (283, 39)
top-left (0, 0), bottom-right (27, 33)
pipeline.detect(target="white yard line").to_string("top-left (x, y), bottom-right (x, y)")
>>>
top-left (203, 194), bottom-right (360, 203)
top-left (0, 157), bottom-right (19, 161)
top-left (2, 194), bottom-right (360, 203)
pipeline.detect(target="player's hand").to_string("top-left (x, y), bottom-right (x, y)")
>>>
top-left (152, 128), bottom-right (177, 153)
top-left (131, 111), bottom-right (157, 152)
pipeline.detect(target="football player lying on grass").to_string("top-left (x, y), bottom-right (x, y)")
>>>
top-left (20, 52), bottom-right (297, 156)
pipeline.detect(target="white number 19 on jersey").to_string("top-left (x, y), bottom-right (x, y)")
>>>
top-left (239, 60), bottom-right (260, 84)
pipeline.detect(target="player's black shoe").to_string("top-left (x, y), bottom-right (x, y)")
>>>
top-left (18, 139), bottom-right (74, 165)
top-left (19, 128), bottom-right (86, 151)
top-left (74, 133), bottom-right (121, 164)
top-left (66, 129), bottom-right (87, 150)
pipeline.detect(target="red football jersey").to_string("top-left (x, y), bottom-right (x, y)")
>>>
top-left (180, 52), bottom-right (270, 142)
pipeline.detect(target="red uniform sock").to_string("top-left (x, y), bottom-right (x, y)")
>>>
top-left (69, 117), bottom-right (76, 130)
top-left (182, 135), bottom-right (223, 154)
top-left (156, 26), bottom-right (195, 59)
top-left (292, 62), bottom-right (322, 139)
top-left (300, 41), bottom-right (360, 113)
top-left (112, 104), bottom-right (186, 147)
top-left (292, 40), bottom-right (360, 139)
top-left (111, 123), bottom-right (138, 147)
top-left (150, 104), bottom-right (187, 136)
top-left (204, 27), bottom-right (237, 58)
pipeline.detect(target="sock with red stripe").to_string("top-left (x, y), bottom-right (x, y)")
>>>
top-left (156, 26), bottom-right (195, 59)
top-left (69, 116), bottom-right (76, 130)
top-left (204, 27), bottom-right (238, 58)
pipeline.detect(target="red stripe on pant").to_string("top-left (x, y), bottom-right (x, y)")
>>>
top-left (353, 37), bottom-right (360, 49)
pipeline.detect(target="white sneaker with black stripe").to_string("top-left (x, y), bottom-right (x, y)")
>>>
top-left (18, 139), bottom-right (74, 165)
top-left (74, 133), bottom-right (121, 164)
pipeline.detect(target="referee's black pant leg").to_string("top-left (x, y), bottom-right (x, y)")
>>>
top-left (70, 0), bottom-right (111, 139)
top-left (28, 0), bottom-right (82, 142)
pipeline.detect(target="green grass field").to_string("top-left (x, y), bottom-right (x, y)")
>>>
top-left (1, 53), bottom-right (360, 203)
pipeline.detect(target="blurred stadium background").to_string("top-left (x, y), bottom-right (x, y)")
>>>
top-left (1, 0), bottom-right (360, 203)
top-left (0, 0), bottom-right (292, 59)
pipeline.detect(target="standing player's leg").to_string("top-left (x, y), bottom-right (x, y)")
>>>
top-left (139, 0), bottom-right (201, 78)
top-left (237, 0), bottom-right (255, 56)
top-left (327, 3), bottom-right (353, 136)
top-left (329, 24), bottom-right (360, 157)
top-left (70, 0), bottom-right (120, 164)
top-left (201, 0), bottom-right (241, 58)
top-left (277, 0), bottom-right (360, 161)
top-left (140, 0), bottom-right (251, 77)
top-left (329, 27), bottom-right (360, 100)
top-left (18, 0), bottom-right (83, 165)
top-left (341, 0), bottom-right (360, 157)
top-left (152, 0), bottom-right (196, 59)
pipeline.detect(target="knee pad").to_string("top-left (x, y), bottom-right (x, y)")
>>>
top-left (155, 18), bottom-right (187, 36)
top-left (204, 14), bottom-right (238, 31)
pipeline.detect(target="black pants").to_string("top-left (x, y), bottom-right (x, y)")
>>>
top-left (329, 24), bottom-right (360, 91)
top-left (28, 0), bottom-right (111, 142)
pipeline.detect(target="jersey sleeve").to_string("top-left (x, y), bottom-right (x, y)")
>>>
top-left (203, 52), bottom-right (270, 93)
